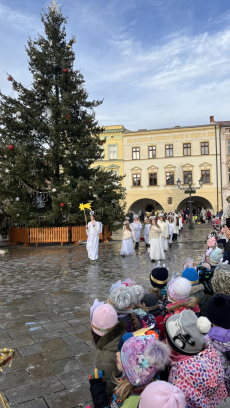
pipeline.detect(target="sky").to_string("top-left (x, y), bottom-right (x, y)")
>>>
top-left (1, 0), bottom-right (230, 130)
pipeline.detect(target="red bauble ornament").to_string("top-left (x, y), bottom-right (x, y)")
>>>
top-left (60, 203), bottom-right (65, 207)
top-left (63, 69), bottom-right (68, 73)
top-left (81, 91), bottom-right (84, 94)
top-left (67, 115), bottom-right (71, 119)
top-left (8, 145), bottom-right (14, 150)
top-left (7, 77), bottom-right (12, 81)
top-left (98, 141), bottom-right (103, 146)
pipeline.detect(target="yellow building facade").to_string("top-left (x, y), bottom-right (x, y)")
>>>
top-left (91, 125), bottom-right (126, 185)
top-left (123, 124), bottom-right (222, 214)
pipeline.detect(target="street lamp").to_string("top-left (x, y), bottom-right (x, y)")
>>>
top-left (177, 177), bottom-right (203, 230)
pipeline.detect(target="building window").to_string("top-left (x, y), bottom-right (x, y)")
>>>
top-left (228, 140), bottom-right (230, 155)
top-left (228, 168), bottom-right (230, 182)
top-left (165, 145), bottom-right (173, 157)
top-left (166, 172), bottom-right (174, 185)
top-left (133, 174), bottom-right (141, 186)
top-left (148, 146), bottom-right (156, 158)
top-left (201, 142), bottom-right (209, 155)
top-left (149, 173), bottom-right (157, 186)
top-left (168, 197), bottom-right (172, 204)
top-left (108, 145), bottom-right (117, 160)
top-left (201, 170), bottom-right (210, 183)
top-left (183, 171), bottom-right (192, 184)
top-left (183, 143), bottom-right (191, 156)
top-left (132, 147), bottom-right (140, 160)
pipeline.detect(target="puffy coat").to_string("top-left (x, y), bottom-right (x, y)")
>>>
top-left (95, 321), bottom-right (127, 398)
top-left (169, 346), bottom-right (228, 407)
top-left (205, 327), bottom-right (230, 395)
top-left (190, 284), bottom-right (207, 315)
top-left (164, 297), bottom-right (200, 323)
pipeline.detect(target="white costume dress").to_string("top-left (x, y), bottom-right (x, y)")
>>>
top-left (173, 215), bottom-right (179, 236)
top-left (120, 230), bottom-right (134, 256)
top-left (157, 220), bottom-right (169, 251)
top-left (86, 221), bottom-right (103, 260)
top-left (130, 221), bottom-right (142, 243)
top-left (143, 223), bottom-right (151, 244)
top-left (168, 222), bottom-right (174, 244)
top-left (149, 226), bottom-right (165, 261)
top-left (179, 216), bottom-right (183, 230)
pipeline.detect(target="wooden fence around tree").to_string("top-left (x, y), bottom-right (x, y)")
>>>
top-left (7, 225), bottom-right (113, 246)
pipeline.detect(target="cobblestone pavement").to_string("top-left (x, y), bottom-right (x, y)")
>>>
top-left (0, 225), bottom-right (228, 408)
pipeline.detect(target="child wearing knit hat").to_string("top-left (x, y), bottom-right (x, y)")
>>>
top-left (149, 262), bottom-right (169, 313)
top-left (205, 294), bottom-right (230, 394)
top-left (164, 277), bottom-right (200, 322)
top-left (211, 263), bottom-right (230, 296)
top-left (141, 292), bottom-right (165, 338)
top-left (139, 381), bottom-right (186, 408)
top-left (89, 334), bottom-right (170, 408)
top-left (90, 300), bottom-right (127, 398)
top-left (165, 310), bottom-right (228, 407)
top-left (108, 283), bottom-right (146, 332)
top-left (182, 266), bottom-right (207, 315)
top-left (209, 247), bottom-right (224, 268)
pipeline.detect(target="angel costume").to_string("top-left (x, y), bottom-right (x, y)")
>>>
top-left (120, 229), bottom-right (134, 256)
top-left (143, 222), bottom-right (151, 245)
top-left (149, 225), bottom-right (165, 261)
top-left (173, 213), bottom-right (179, 240)
top-left (86, 221), bottom-right (103, 260)
top-left (130, 220), bottom-right (142, 247)
top-left (179, 215), bottom-right (183, 230)
top-left (168, 222), bottom-right (174, 245)
top-left (157, 220), bottom-right (169, 251)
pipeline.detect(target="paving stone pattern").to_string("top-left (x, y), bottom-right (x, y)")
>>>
top-left (0, 225), bottom-right (228, 407)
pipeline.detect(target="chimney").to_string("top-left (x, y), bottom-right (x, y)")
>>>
top-left (210, 116), bottom-right (214, 123)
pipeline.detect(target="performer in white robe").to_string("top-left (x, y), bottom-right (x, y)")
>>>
top-left (179, 214), bottom-right (183, 230)
top-left (168, 217), bottom-right (174, 246)
top-left (173, 212), bottom-right (179, 241)
top-left (130, 215), bottom-right (142, 249)
top-left (143, 219), bottom-right (151, 246)
top-left (157, 215), bottom-right (169, 251)
top-left (86, 212), bottom-right (103, 261)
top-left (149, 219), bottom-right (165, 261)
top-left (120, 222), bottom-right (134, 256)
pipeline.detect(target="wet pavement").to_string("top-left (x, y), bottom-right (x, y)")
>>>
top-left (0, 224), bottom-right (228, 408)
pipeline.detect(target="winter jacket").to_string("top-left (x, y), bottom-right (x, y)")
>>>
top-left (205, 327), bottom-right (230, 395)
top-left (164, 297), bottom-right (200, 323)
top-left (118, 313), bottom-right (143, 333)
top-left (149, 286), bottom-right (168, 313)
top-left (169, 346), bottom-right (228, 407)
top-left (95, 321), bottom-right (127, 398)
top-left (133, 308), bottom-right (160, 336)
top-left (190, 284), bottom-right (207, 316)
top-left (90, 374), bottom-right (142, 408)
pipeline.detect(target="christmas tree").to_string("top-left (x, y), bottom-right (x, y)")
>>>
top-left (0, 1), bottom-right (126, 236)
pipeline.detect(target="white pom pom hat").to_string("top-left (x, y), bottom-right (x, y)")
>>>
top-left (167, 277), bottom-right (191, 303)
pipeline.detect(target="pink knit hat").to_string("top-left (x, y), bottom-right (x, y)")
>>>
top-left (139, 381), bottom-right (186, 408)
top-left (91, 304), bottom-right (118, 336)
top-left (207, 237), bottom-right (216, 247)
top-left (167, 277), bottom-right (191, 303)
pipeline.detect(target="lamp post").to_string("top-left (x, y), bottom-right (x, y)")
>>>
top-left (176, 178), bottom-right (204, 230)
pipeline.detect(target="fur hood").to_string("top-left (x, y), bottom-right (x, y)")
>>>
top-left (166, 297), bottom-right (199, 312)
top-left (149, 287), bottom-right (161, 297)
top-left (190, 284), bottom-right (205, 295)
top-left (96, 320), bottom-right (127, 350)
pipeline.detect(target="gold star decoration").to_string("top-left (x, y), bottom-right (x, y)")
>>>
top-left (48, 1), bottom-right (62, 14)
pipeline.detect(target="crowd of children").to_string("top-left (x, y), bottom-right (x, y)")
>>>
top-left (88, 225), bottom-right (230, 408)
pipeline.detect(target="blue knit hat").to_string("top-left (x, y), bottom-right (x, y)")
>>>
top-left (209, 247), bottom-right (223, 267)
top-left (182, 267), bottom-right (199, 286)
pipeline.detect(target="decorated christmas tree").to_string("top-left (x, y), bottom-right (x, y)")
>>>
top-left (0, 1), bottom-right (126, 236)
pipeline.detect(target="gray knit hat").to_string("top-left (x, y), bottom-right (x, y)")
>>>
top-left (108, 285), bottom-right (145, 314)
top-left (164, 310), bottom-right (210, 355)
top-left (212, 263), bottom-right (230, 296)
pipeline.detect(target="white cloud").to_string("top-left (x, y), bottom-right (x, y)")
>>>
top-left (0, 3), bottom-right (42, 33)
